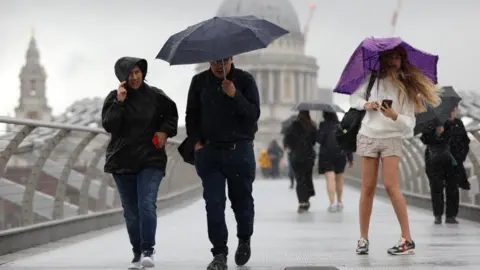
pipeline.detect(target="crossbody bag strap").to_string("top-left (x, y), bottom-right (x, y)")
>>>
top-left (365, 73), bottom-right (377, 101)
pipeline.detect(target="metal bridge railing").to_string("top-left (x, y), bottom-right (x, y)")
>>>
top-left (0, 116), bottom-right (200, 255)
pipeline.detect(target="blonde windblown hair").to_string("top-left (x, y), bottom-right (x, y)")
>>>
top-left (378, 46), bottom-right (441, 113)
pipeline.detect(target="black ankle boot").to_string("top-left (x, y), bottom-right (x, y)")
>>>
top-left (445, 217), bottom-right (459, 224)
top-left (235, 239), bottom-right (251, 266)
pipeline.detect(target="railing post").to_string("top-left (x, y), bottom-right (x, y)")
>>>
top-left (21, 129), bottom-right (71, 225)
top-left (0, 125), bottom-right (36, 178)
top-left (0, 199), bottom-right (4, 230)
top-left (78, 141), bottom-right (109, 214)
top-left (53, 132), bottom-right (97, 219)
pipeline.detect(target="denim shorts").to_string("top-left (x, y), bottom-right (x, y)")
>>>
top-left (356, 133), bottom-right (403, 158)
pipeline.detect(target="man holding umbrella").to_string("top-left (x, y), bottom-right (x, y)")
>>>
top-left (185, 56), bottom-right (260, 269)
top-left (156, 15), bottom-right (288, 269)
top-left (417, 86), bottom-right (470, 224)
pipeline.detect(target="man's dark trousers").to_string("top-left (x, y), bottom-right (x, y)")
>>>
top-left (426, 163), bottom-right (459, 218)
top-left (194, 140), bottom-right (256, 256)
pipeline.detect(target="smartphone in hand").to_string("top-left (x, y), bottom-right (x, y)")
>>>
top-left (382, 99), bottom-right (393, 108)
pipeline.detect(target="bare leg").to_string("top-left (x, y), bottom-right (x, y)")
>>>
top-left (382, 156), bottom-right (412, 241)
top-left (325, 171), bottom-right (336, 205)
top-left (359, 157), bottom-right (379, 239)
top-left (335, 173), bottom-right (344, 203)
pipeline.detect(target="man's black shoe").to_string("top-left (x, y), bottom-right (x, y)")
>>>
top-left (445, 217), bottom-right (459, 224)
top-left (234, 239), bottom-right (251, 266)
top-left (434, 216), bottom-right (442, 224)
top-left (207, 254), bottom-right (227, 270)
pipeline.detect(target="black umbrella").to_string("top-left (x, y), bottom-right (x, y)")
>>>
top-left (414, 86), bottom-right (462, 135)
top-left (156, 15), bottom-right (288, 66)
top-left (292, 101), bottom-right (345, 113)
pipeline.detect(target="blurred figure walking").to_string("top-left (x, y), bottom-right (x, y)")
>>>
top-left (420, 108), bottom-right (470, 224)
top-left (267, 140), bottom-right (284, 178)
top-left (283, 110), bottom-right (317, 213)
top-left (317, 111), bottom-right (354, 212)
top-left (258, 148), bottom-right (272, 178)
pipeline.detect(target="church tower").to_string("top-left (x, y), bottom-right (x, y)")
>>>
top-left (15, 30), bottom-right (52, 121)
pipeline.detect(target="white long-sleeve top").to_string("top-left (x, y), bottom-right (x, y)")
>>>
top-left (349, 74), bottom-right (415, 139)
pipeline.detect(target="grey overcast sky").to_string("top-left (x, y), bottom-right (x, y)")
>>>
top-left (0, 0), bottom-right (479, 125)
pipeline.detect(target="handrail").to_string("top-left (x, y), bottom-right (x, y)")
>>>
top-left (0, 116), bottom-right (106, 134)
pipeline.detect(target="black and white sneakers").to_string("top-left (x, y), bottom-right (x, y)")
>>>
top-left (356, 237), bottom-right (369, 255)
top-left (127, 250), bottom-right (155, 269)
top-left (356, 237), bottom-right (415, 256)
top-left (387, 238), bottom-right (416, 255)
top-left (141, 250), bottom-right (155, 268)
top-left (128, 253), bottom-right (142, 269)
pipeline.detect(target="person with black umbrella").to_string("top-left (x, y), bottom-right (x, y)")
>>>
top-left (420, 107), bottom-right (470, 224)
top-left (185, 56), bottom-right (260, 270)
top-left (157, 15), bottom-right (286, 270)
top-left (292, 102), bottom-right (349, 212)
top-left (283, 110), bottom-right (317, 213)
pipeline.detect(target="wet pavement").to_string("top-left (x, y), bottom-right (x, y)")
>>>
top-left (1, 178), bottom-right (480, 269)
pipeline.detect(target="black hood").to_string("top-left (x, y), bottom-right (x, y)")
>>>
top-left (114, 57), bottom-right (148, 82)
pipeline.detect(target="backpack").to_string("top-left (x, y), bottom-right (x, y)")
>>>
top-left (322, 123), bottom-right (343, 154)
top-left (317, 122), bottom-right (343, 154)
top-left (335, 74), bottom-right (377, 152)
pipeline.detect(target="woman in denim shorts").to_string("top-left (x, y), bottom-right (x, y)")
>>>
top-left (349, 46), bottom-right (441, 256)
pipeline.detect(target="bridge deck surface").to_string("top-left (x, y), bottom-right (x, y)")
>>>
top-left (1, 178), bottom-right (480, 269)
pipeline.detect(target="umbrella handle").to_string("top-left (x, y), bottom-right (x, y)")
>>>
top-left (222, 59), bottom-right (226, 80)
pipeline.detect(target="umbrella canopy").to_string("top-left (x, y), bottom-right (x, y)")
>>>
top-left (333, 37), bottom-right (439, 95)
top-left (414, 86), bottom-right (462, 135)
top-left (156, 15), bottom-right (289, 65)
top-left (292, 101), bottom-right (344, 113)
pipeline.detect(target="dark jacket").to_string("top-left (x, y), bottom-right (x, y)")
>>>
top-left (420, 118), bottom-right (470, 189)
top-left (421, 118), bottom-right (469, 164)
top-left (317, 120), bottom-right (353, 161)
top-left (102, 57), bottom-right (178, 174)
top-left (283, 119), bottom-right (317, 163)
top-left (185, 64), bottom-right (260, 145)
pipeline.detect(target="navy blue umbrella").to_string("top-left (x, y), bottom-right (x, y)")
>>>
top-left (414, 86), bottom-right (462, 135)
top-left (292, 101), bottom-right (345, 113)
top-left (156, 15), bottom-right (289, 65)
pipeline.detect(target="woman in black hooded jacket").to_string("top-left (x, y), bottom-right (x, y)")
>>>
top-left (101, 56), bottom-right (178, 269)
top-left (283, 110), bottom-right (317, 213)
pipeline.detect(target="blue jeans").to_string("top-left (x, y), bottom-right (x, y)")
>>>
top-left (113, 168), bottom-right (164, 254)
top-left (194, 141), bottom-right (256, 256)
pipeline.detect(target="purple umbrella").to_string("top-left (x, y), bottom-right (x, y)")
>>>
top-left (333, 37), bottom-right (439, 95)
